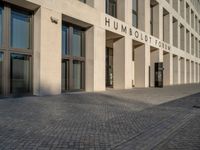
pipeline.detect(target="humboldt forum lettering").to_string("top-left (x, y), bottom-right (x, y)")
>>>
top-left (104, 16), bottom-right (171, 51)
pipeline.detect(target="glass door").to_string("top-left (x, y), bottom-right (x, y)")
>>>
top-left (10, 54), bottom-right (31, 95)
top-left (0, 52), bottom-right (3, 95)
top-left (62, 60), bottom-right (69, 91)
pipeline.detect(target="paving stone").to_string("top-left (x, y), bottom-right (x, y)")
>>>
top-left (0, 84), bottom-right (199, 149)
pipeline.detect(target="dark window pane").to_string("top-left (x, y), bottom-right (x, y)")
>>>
top-left (106, 0), bottom-right (117, 18)
top-left (0, 52), bottom-right (3, 95)
top-left (132, 14), bottom-right (137, 27)
top-left (62, 25), bottom-right (69, 55)
top-left (62, 60), bottom-right (69, 91)
top-left (11, 9), bottom-right (30, 49)
top-left (73, 60), bottom-right (83, 90)
top-left (0, 6), bottom-right (3, 47)
top-left (79, 0), bottom-right (86, 3)
top-left (10, 54), bottom-right (31, 94)
top-left (132, 0), bottom-right (137, 11)
top-left (106, 48), bottom-right (113, 87)
top-left (72, 28), bottom-right (82, 57)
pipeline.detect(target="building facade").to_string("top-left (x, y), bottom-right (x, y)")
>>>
top-left (0, 0), bottom-right (200, 97)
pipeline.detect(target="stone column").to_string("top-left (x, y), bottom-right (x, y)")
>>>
top-left (85, 26), bottom-right (106, 92)
top-left (184, 58), bottom-right (187, 83)
top-left (87, 0), bottom-right (105, 12)
top-left (163, 53), bottom-right (173, 85)
top-left (173, 55), bottom-right (180, 84)
top-left (117, 0), bottom-right (132, 25)
top-left (33, 7), bottom-right (62, 96)
top-left (180, 58), bottom-right (185, 84)
top-left (191, 61), bottom-right (194, 83)
top-left (151, 4), bottom-right (163, 39)
top-left (135, 44), bottom-right (150, 87)
top-left (138, 0), bottom-right (151, 34)
top-left (113, 37), bottom-right (132, 89)
top-left (186, 60), bottom-right (191, 83)
top-left (163, 13), bottom-right (170, 43)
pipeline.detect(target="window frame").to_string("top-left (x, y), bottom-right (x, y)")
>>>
top-left (62, 22), bottom-right (85, 92)
top-left (106, 0), bottom-right (117, 18)
top-left (0, 2), bottom-right (33, 97)
top-left (132, 0), bottom-right (138, 28)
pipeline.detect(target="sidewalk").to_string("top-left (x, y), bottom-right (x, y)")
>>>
top-left (0, 84), bottom-right (200, 150)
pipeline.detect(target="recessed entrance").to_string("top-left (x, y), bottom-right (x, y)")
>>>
top-left (106, 47), bottom-right (113, 88)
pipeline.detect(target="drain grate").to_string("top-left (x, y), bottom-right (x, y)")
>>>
top-left (193, 105), bottom-right (200, 109)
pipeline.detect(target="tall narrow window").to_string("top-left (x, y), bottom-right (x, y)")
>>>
top-left (106, 0), bottom-right (117, 18)
top-left (11, 9), bottom-right (30, 49)
top-left (10, 54), bottom-right (31, 94)
top-left (62, 25), bottom-right (69, 55)
top-left (0, 6), bottom-right (3, 47)
top-left (132, 0), bottom-right (138, 27)
top-left (0, 53), bottom-right (3, 95)
top-left (73, 60), bottom-right (84, 90)
top-left (62, 23), bottom-right (85, 91)
top-left (72, 28), bottom-right (83, 57)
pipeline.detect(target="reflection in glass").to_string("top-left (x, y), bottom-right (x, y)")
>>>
top-left (62, 25), bottom-right (69, 55)
top-left (72, 28), bottom-right (82, 57)
top-left (0, 6), bottom-right (3, 47)
top-left (132, 14), bottom-right (137, 27)
top-left (73, 61), bottom-right (83, 90)
top-left (106, 0), bottom-right (117, 18)
top-left (11, 54), bottom-right (31, 94)
top-left (132, 0), bottom-right (137, 11)
top-left (11, 10), bottom-right (30, 49)
top-left (0, 53), bottom-right (3, 94)
top-left (62, 60), bottom-right (69, 91)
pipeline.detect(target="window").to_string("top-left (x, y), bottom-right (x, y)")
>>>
top-left (11, 9), bottom-right (31, 49)
top-left (79, 0), bottom-right (86, 3)
top-left (73, 60), bottom-right (84, 90)
top-left (72, 28), bottom-right (83, 57)
top-left (10, 54), bottom-right (31, 94)
top-left (106, 0), bottom-right (117, 18)
top-left (0, 6), bottom-right (3, 47)
top-left (0, 53), bottom-right (3, 95)
top-left (62, 60), bottom-right (69, 91)
top-left (62, 25), bottom-right (69, 55)
top-left (132, 0), bottom-right (138, 27)
top-left (0, 3), bottom-right (33, 96)
top-left (62, 23), bottom-right (85, 91)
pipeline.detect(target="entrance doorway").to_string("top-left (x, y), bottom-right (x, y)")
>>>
top-left (106, 47), bottom-right (113, 87)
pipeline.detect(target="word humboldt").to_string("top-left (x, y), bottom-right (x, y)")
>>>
top-left (105, 16), bottom-right (171, 51)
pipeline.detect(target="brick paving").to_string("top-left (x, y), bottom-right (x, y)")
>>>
top-left (0, 84), bottom-right (200, 150)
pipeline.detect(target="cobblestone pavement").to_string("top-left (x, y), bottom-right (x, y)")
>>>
top-left (0, 84), bottom-right (200, 150)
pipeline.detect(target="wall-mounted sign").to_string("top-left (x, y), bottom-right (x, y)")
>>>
top-left (104, 15), bottom-right (171, 51)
